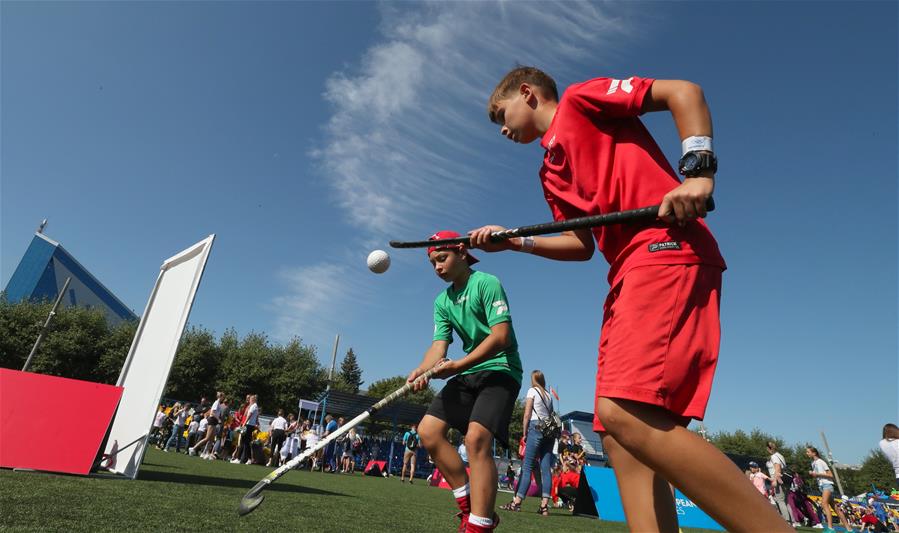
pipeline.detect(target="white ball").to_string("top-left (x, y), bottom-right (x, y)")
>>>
top-left (367, 249), bottom-right (390, 274)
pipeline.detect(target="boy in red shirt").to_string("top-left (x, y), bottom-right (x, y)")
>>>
top-left (470, 67), bottom-right (790, 531)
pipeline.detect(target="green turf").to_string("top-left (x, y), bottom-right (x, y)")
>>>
top-left (0, 448), bottom-right (791, 532)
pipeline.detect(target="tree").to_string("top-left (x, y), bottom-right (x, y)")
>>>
top-left (505, 399), bottom-right (525, 456)
top-left (335, 348), bottom-right (364, 393)
top-left (855, 448), bottom-right (894, 492)
top-left (709, 428), bottom-right (786, 459)
top-left (96, 319), bottom-right (139, 384)
top-left (163, 326), bottom-right (221, 400)
top-left (366, 375), bottom-right (435, 407)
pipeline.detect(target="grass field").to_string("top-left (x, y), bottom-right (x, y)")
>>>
top-left (0, 448), bottom-right (792, 532)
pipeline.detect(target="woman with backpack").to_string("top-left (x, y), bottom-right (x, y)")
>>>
top-left (500, 370), bottom-right (557, 516)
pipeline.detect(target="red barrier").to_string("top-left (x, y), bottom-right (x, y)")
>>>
top-left (364, 460), bottom-right (387, 476)
top-left (0, 369), bottom-right (123, 475)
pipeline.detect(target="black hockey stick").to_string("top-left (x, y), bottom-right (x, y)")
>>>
top-left (389, 198), bottom-right (714, 249)
top-left (238, 364), bottom-right (441, 516)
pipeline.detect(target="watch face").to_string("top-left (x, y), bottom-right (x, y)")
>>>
top-left (682, 153), bottom-right (699, 171)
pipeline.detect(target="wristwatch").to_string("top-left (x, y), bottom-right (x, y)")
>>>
top-left (678, 151), bottom-right (718, 177)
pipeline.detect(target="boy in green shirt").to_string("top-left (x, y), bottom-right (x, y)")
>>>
top-left (407, 230), bottom-right (523, 532)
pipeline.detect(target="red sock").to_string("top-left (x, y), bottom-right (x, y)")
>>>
top-left (454, 495), bottom-right (470, 533)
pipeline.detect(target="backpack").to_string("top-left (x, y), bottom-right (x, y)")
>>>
top-left (404, 432), bottom-right (419, 450)
top-left (534, 388), bottom-right (562, 440)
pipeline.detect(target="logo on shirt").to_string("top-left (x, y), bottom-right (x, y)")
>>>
top-left (648, 241), bottom-right (681, 252)
top-left (607, 77), bottom-right (634, 95)
top-left (492, 300), bottom-right (508, 316)
top-left (454, 295), bottom-right (469, 305)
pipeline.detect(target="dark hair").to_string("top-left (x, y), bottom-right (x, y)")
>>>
top-left (807, 446), bottom-right (821, 457)
top-left (487, 66), bottom-right (559, 123)
top-left (884, 423), bottom-right (899, 439)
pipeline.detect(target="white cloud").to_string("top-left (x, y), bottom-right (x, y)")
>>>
top-left (274, 1), bottom-right (630, 343)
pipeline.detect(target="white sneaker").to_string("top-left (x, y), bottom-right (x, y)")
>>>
top-left (188, 448), bottom-right (197, 456)
top-left (230, 458), bottom-right (241, 464)
top-left (812, 524), bottom-right (824, 529)
top-left (245, 460), bottom-right (253, 465)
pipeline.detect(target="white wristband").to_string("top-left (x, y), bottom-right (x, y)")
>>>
top-left (682, 136), bottom-right (714, 155)
top-left (519, 236), bottom-right (535, 253)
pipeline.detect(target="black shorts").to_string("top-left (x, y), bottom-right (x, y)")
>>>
top-left (426, 371), bottom-right (520, 446)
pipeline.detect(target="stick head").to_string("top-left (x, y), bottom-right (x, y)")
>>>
top-left (238, 493), bottom-right (265, 516)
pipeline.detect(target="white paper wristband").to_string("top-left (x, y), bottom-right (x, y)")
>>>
top-left (682, 136), bottom-right (714, 155)
top-left (519, 236), bottom-right (535, 253)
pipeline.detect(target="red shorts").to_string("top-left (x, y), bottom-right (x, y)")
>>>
top-left (593, 264), bottom-right (722, 432)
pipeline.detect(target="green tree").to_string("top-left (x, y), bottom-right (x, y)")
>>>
top-left (163, 326), bottom-right (221, 400)
top-left (266, 338), bottom-right (327, 413)
top-left (709, 428), bottom-right (785, 459)
top-left (366, 375), bottom-right (435, 407)
top-left (505, 399), bottom-right (525, 456)
top-left (0, 298), bottom-right (50, 370)
top-left (334, 348), bottom-right (364, 393)
top-left (96, 319), bottom-right (139, 384)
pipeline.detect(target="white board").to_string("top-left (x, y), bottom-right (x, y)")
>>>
top-left (103, 236), bottom-right (214, 478)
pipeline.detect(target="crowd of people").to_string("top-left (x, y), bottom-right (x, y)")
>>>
top-left (148, 394), bottom-right (425, 474)
top-left (742, 432), bottom-right (899, 532)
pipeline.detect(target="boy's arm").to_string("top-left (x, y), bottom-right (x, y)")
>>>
top-left (407, 340), bottom-right (450, 391)
top-left (438, 322), bottom-right (513, 377)
top-left (642, 79), bottom-right (715, 224)
top-left (468, 227), bottom-right (594, 261)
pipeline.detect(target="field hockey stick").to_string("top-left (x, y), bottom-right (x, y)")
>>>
top-left (389, 198), bottom-right (714, 249)
top-left (238, 364), bottom-right (441, 516)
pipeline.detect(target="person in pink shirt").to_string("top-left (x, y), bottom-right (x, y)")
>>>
top-left (748, 461), bottom-right (771, 496)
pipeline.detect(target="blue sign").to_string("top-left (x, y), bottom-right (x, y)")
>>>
top-left (582, 465), bottom-right (724, 531)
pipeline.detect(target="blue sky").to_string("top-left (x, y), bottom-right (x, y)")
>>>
top-left (2, 2), bottom-right (895, 465)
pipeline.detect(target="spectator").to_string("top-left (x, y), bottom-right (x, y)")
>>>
top-left (230, 395), bottom-right (250, 462)
top-left (785, 466), bottom-right (821, 528)
top-left (195, 414), bottom-right (209, 455)
top-left (342, 428), bottom-right (362, 473)
top-left (556, 461), bottom-right (580, 510)
top-left (210, 397), bottom-right (231, 460)
top-left (458, 440), bottom-right (469, 468)
top-left (557, 432), bottom-right (572, 464)
top-left (305, 424), bottom-right (321, 470)
top-left (879, 423), bottom-right (899, 490)
top-left (570, 432), bottom-right (586, 470)
top-left (190, 391), bottom-right (224, 459)
top-left (860, 505), bottom-right (887, 532)
top-left (322, 415), bottom-right (338, 472)
top-left (267, 409), bottom-right (288, 467)
top-left (235, 394), bottom-right (259, 465)
top-left (766, 441), bottom-right (793, 524)
top-left (186, 413), bottom-right (201, 451)
top-left (401, 423), bottom-right (421, 483)
top-left (748, 461), bottom-right (771, 497)
top-left (500, 370), bottom-right (555, 517)
top-left (164, 402), bottom-right (188, 453)
top-left (807, 446), bottom-right (852, 532)
top-left (150, 405), bottom-right (167, 447)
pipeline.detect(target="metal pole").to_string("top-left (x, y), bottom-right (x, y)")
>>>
top-left (22, 277), bottom-right (71, 372)
top-left (319, 334), bottom-right (340, 428)
top-left (820, 431), bottom-right (846, 497)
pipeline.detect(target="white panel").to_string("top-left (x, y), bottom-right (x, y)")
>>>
top-left (103, 236), bottom-right (214, 478)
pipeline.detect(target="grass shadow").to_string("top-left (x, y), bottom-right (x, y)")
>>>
top-left (137, 469), bottom-right (344, 496)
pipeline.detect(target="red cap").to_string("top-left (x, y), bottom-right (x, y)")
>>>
top-left (426, 230), bottom-right (479, 265)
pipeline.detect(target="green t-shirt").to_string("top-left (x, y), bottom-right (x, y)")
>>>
top-left (433, 270), bottom-right (523, 384)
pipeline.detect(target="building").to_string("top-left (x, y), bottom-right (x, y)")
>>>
top-left (3, 232), bottom-right (137, 325)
